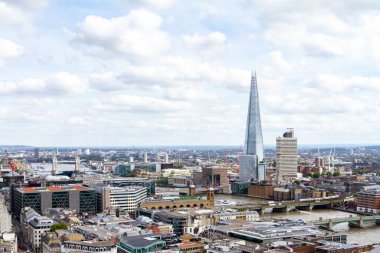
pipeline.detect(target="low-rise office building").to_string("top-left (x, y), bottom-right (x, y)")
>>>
top-left (28, 216), bottom-right (54, 252)
top-left (118, 234), bottom-right (166, 253)
top-left (356, 186), bottom-right (380, 213)
top-left (62, 240), bottom-right (117, 253)
top-left (91, 185), bottom-right (147, 213)
top-left (13, 185), bottom-right (96, 220)
top-left (102, 178), bottom-right (155, 196)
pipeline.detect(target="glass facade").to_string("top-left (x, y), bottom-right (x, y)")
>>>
top-left (244, 73), bottom-right (264, 161)
top-left (52, 192), bottom-right (69, 208)
top-left (240, 72), bottom-right (266, 181)
top-left (80, 190), bottom-right (96, 214)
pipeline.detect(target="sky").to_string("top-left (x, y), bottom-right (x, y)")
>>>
top-left (1, 0), bottom-right (380, 147)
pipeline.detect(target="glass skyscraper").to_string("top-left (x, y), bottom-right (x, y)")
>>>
top-left (240, 72), bottom-right (266, 181)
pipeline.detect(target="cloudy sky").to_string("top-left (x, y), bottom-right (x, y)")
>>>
top-left (1, 0), bottom-right (380, 147)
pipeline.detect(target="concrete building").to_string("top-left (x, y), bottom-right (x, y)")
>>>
top-left (13, 185), bottom-right (96, 220)
top-left (239, 72), bottom-right (265, 181)
top-left (140, 187), bottom-right (215, 210)
top-left (0, 233), bottom-right (17, 253)
top-left (276, 128), bottom-right (298, 181)
top-left (91, 185), bottom-right (147, 213)
top-left (118, 234), bottom-right (166, 253)
top-left (61, 241), bottom-right (117, 253)
top-left (104, 177), bottom-right (155, 196)
top-left (28, 216), bottom-right (54, 252)
top-left (202, 167), bottom-right (228, 187)
top-left (356, 186), bottom-right (380, 213)
top-left (41, 232), bottom-right (61, 253)
top-left (0, 196), bottom-right (12, 234)
top-left (137, 208), bottom-right (214, 235)
top-left (247, 181), bottom-right (275, 199)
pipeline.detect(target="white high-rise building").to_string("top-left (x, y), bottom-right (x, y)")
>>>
top-left (0, 196), bottom-right (12, 234)
top-left (276, 129), bottom-right (298, 181)
top-left (144, 152), bottom-right (148, 163)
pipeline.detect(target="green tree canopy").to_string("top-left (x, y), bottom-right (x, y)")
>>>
top-left (50, 222), bottom-right (68, 232)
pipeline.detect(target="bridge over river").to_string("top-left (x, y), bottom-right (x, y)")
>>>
top-left (312, 215), bottom-right (380, 230)
top-left (225, 199), bottom-right (344, 214)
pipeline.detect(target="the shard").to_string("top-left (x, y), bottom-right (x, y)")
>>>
top-left (239, 72), bottom-right (266, 181)
top-left (244, 72), bottom-right (264, 160)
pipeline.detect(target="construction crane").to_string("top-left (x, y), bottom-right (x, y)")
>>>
top-left (5, 150), bottom-right (16, 172)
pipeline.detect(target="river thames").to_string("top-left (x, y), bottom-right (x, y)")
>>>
top-left (215, 194), bottom-right (380, 245)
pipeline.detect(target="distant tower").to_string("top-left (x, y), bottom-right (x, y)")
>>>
top-left (75, 155), bottom-right (81, 172)
top-left (52, 153), bottom-right (58, 175)
top-left (239, 72), bottom-right (266, 181)
top-left (34, 147), bottom-right (39, 158)
top-left (276, 128), bottom-right (298, 181)
top-left (144, 152), bottom-right (148, 163)
top-left (189, 184), bottom-right (196, 196)
top-left (164, 153), bottom-right (169, 163)
top-left (207, 187), bottom-right (215, 206)
top-left (156, 153), bottom-right (160, 162)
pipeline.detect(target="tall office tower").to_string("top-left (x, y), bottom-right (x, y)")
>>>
top-left (276, 128), bottom-right (298, 181)
top-left (239, 72), bottom-right (266, 181)
top-left (51, 153), bottom-right (57, 175)
top-left (75, 155), bottom-right (81, 172)
top-left (144, 152), bottom-right (148, 163)
top-left (34, 148), bottom-right (39, 158)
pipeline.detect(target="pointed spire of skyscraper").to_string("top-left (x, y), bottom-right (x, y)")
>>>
top-left (239, 71), bottom-right (265, 181)
top-left (244, 71), bottom-right (264, 161)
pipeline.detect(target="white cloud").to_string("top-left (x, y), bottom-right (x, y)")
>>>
top-left (92, 94), bottom-right (192, 113)
top-left (182, 31), bottom-right (226, 51)
top-left (71, 9), bottom-right (170, 58)
top-left (67, 116), bottom-right (87, 125)
top-left (140, 0), bottom-right (176, 10)
top-left (89, 72), bottom-right (125, 91)
top-left (0, 106), bottom-right (8, 118)
top-left (0, 38), bottom-right (23, 66)
top-left (0, 72), bottom-right (86, 96)
top-left (0, 0), bottom-right (48, 33)
top-left (88, 57), bottom-right (250, 92)
top-left (308, 74), bottom-right (380, 93)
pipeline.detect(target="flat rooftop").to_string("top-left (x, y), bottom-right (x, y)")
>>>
top-left (17, 185), bottom-right (92, 193)
top-left (120, 234), bottom-right (165, 248)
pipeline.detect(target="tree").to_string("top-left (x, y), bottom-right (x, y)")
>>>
top-left (306, 172), bottom-right (313, 178)
top-left (333, 171), bottom-right (341, 177)
top-left (293, 180), bottom-right (301, 186)
top-left (312, 172), bottom-right (320, 178)
top-left (326, 171), bottom-right (332, 176)
top-left (50, 222), bottom-right (68, 232)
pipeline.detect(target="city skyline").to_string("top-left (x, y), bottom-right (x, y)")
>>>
top-left (1, 1), bottom-right (380, 146)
